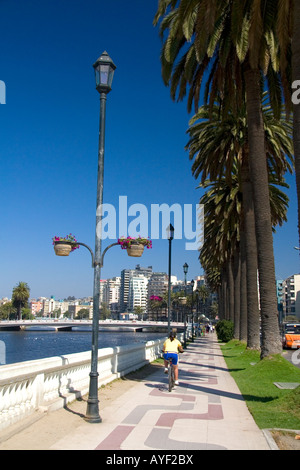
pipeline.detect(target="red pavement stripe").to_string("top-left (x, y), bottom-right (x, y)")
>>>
top-left (94, 425), bottom-right (134, 450)
top-left (155, 404), bottom-right (223, 427)
top-left (149, 388), bottom-right (196, 401)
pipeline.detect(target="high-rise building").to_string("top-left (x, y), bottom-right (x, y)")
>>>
top-left (107, 277), bottom-right (121, 318)
top-left (128, 275), bottom-right (149, 313)
top-left (120, 265), bottom-right (153, 312)
top-left (147, 272), bottom-right (168, 300)
top-left (99, 277), bottom-right (121, 318)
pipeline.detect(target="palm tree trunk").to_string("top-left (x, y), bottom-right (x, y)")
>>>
top-left (233, 247), bottom-right (241, 339)
top-left (221, 265), bottom-right (228, 319)
top-left (241, 148), bottom-right (260, 349)
top-left (239, 229), bottom-right (247, 342)
top-left (244, 65), bottom-right (282, 357)
top-left (18, 304), bottom-right (22, 321)
top-left (228, 256), bottom-right (234, 323)
top-left (292, 0), bottom-right (300, 248)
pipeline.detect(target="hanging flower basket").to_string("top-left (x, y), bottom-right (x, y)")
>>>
top-left (117, 236), bottom-right (152, 258)
top-left (54, 241), bottom-right (72, 256)
top-left (126, 243), bottom-right (145, 257)
top-left (52, 234), bottom-right (79, 257)
top-left (178, 297), bottom-right (187, 305)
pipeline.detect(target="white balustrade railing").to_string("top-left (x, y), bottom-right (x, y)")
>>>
top-left (0, 336), bottom-right (172, 432)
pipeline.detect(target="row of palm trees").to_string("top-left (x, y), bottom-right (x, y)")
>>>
top-left (188, 95), bottom-right (293, 350)
top-left (154, 0), bottom-right (298, 358)
top-left (147, 287), bottom-right (211, 321)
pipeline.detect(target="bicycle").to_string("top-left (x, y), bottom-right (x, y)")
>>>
top-left (167, 356), bottom-right (175, 392)
top-left (162, 352), bottom-right (176, 392)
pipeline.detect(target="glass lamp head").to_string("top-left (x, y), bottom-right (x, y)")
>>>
top-left (166, 224), bottom-right (174, 240)
top-left (93, 51), bottom-right (116, 94)
top-left (183, 262), bottom-right (189, 275)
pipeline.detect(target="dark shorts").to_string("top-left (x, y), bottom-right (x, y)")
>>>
top-left (163, 352), bottom-right (178, 365)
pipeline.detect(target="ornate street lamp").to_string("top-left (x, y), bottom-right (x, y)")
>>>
top-left (84, 51), bottom-right (116, 423)
top-left (52, 52), bottom-right (149, 423)
top-left (183, 263), bottom-right (188, 348)
top-left (167, 224), bottom-right (174, 335)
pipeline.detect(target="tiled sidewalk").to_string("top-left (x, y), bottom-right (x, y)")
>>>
top-left (51, 334), bottom-right (270, 450)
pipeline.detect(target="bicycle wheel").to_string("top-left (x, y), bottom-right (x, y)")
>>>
top-left (168, 361), bottom-right (174, 392)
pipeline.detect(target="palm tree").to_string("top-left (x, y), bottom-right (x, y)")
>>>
top-left (154, 0), bottom-right (291, 356)
top-left (197, 284), bottom-right (210, 316)
top-left (199, 167), bottom-right (289, 342)
top-left (12, 282), bottom-right (30, 321)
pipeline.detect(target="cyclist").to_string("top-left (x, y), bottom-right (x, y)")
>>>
top-left (162, 329), bottom-right (183, 385)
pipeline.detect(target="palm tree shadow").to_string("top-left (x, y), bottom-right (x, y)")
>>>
top-left (175, 381), bottom-right (275, 404)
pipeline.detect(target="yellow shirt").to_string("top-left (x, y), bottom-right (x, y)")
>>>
top-left (163, 338), bottom-right (182, 353)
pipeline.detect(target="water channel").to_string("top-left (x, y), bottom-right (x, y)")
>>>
top-left (0, 328), bottom-right (166, 365)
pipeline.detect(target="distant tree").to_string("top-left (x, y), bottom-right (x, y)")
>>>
top-left (12, 282), bottom-right (30, 320)
top-left (53, 308), bottom-right (61, 319)
top-left (133, 305), bottom-right (144, 319)
top-left (75, 308), bottom-right (90, 319)
top-left (21, 308), bottom-right (34, 320)
top-left (148, 296), bottom-right (164, 321)
top-left (209, 301), bottom-right (219, 320)
top-left (100, 302), bottom-right (110, 320)
top-left (0, 302), bottom-right (16, 320)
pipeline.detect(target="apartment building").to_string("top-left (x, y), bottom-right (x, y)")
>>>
top-left (127, 275), bottom-right (149, 313)
top-left (281, 274), bottom-right (300, 321)
top-left (30, 300), bottom-right (43, 316)
top-left (99, 277), bottom-right (121, 318)
top-left (68, 303), bottom-right (93, 319)
top-left (40, 296), bottom-right (71, 317)
top-left (147, 272), bottom-right (168, 300)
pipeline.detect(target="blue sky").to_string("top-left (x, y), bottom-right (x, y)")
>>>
top-left (0, 0), bottom-right (299, 300)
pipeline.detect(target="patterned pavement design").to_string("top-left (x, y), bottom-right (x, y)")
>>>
top-left (51, 333), bottom-right (270, 451)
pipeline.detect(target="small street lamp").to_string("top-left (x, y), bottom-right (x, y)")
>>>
top-left (183, 262), bottom-right (188, 348)
top-left (191, 279), bottom-right (194, 342)
top-left (167, 224), bottom-right (174, 335)
top-left (183, 263), bottom-right (189, 277)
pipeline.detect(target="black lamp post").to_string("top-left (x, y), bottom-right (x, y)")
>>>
top-left (167, 224), bottom-right (174, 335)
top-left (191, 279), bottom-right (194, 342)
top-left (183, 262), bottom-right (188, 348)
top-left (84, 51), bottom-right (116, 423)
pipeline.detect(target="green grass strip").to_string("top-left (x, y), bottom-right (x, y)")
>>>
top-left (220, 340), bottom-right (300, 430)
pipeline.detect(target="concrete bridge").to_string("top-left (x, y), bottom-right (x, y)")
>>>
top-left (0, 319), bottom-right (185, 333)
